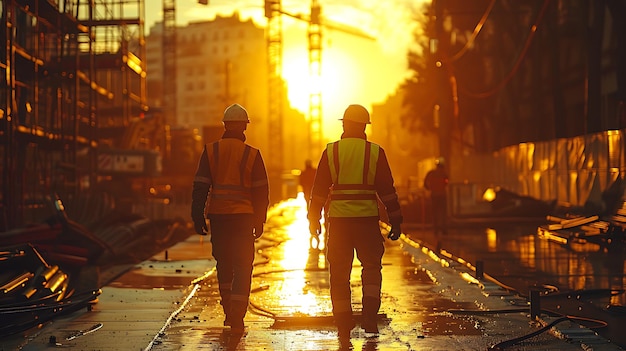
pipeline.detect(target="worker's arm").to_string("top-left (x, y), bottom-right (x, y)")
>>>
top-left (307, 150), bottom-right (331, 223)
top-left (191, 145), bottom-right (211, 233)
top-left (424, 171), bottom-right (432, 190)
top-left (375, 148), bottom-right (403, 226)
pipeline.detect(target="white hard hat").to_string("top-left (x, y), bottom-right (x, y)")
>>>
top-left (223, 103), bottom-right (250, 123)
top-left (341, 104), bottom-right (371, 124)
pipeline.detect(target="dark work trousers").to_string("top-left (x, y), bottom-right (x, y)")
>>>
top-left (431, 194), bottom-right (448, 235)
top-left (326, 218), bottom-right (385, 324)
top-left (208, 214), bottom-right (255, 321)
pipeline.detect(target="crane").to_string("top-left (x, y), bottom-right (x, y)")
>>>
top-left (163, 1), bottom-right (373, 201)
top-left (265, 0), bottom-right (375, 166)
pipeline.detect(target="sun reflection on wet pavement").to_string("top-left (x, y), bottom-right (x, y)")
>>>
top-left (146, 196), bottom-right (492, 350)
top-left (2, 197), bottom-right (623, 350)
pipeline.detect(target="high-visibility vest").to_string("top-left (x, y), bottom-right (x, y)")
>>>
top-left (206, 139), bottom-right (257, 214)
top-left (327, 138), bottom-right (380, 218)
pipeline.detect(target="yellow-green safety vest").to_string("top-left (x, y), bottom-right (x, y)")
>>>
top-left (327, 138), bottom-right (380, 218)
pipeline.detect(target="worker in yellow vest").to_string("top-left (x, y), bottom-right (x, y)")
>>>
top-left (191, 103), bottom-right (269, 334)
top-left (307, 104), bottom-right (403, 338)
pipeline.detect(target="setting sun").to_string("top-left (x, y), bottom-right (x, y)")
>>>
top-left (283, 41), bottom-right (363, 140)
top-left (281, 19), bottom-right (384, 143)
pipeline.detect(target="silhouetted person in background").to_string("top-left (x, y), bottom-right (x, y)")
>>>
top-left (308, 104), bottom-right (403, 338)
top-left (191, 103), bottom-right (269, 334)
top-left (299, 159), bottom-right (316, 203)
top-left (424, 158), bottom-right (449, 236)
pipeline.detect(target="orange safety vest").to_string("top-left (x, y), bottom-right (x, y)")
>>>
top-left (206, 139), bottom-right (257, 214)
top-left (327, 138), bottom-right (380, 218)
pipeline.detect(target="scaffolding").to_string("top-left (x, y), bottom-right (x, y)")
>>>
top-left (0, 0), bottom-right (147, 231)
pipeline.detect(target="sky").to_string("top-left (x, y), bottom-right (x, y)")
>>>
top-left (145, 0), bottom-right (426, 136)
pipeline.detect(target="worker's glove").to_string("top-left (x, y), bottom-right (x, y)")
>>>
top-left (253, 222), bottom-right (264, 239)
top-left (309, 220), bottom-right (321, 238)
top-left (193, 217), bottom-right (208, 236)
top-left (387, 223), bottom-right (401, 241)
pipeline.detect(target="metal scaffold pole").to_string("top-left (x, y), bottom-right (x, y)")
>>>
top-left (308, 0), bottom-right (322, 160)
top-left (265, 0), bottom-right (285, 202)
top-left (163, 0), bottom-right (176, 128)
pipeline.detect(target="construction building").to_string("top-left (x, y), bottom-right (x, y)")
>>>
top-left (1, 0), bottom-right (154, 230)
top-left (0, 0), bottom-right (311, 232)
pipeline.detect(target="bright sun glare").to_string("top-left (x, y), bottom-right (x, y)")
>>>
top-left (281, 20), bottom-right (378, 141)
top-left (282, 50), bottom-right (351, 140)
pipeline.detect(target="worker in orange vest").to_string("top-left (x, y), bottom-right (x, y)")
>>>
top-left (191, 103), bottom-right (269, 334)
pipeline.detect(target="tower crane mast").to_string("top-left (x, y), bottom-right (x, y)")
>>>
top-left (308, 0), bottom-right (322, 159)
top-left (163, 0), bottom-right (176, 129)
top-left (265, 0), bottom-right (285, 183)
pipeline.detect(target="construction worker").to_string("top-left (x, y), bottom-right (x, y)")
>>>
top-left (424, 157), bottom-right (449, 235)
top-left (307, 104), bottom-right (403, 338)
top-left (191, 103), bottom-right (269, 334)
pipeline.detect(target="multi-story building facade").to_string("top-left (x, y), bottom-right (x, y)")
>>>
top-left (146, 13), bottom-right (268, 147)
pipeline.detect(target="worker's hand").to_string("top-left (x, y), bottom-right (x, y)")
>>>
top-left (194, 217), bottom-right (208, 235)
top-left (309, 220), bottom-right (321, 238)
top-left (253, 222), bottom-right (264, 239)
top-left (387, 223), bottom-right (401, 241)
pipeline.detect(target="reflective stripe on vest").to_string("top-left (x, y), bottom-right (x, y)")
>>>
top-left (206, 139), bottom-right (256, 214)
top-left (327, 138), bottom-right (380, 217)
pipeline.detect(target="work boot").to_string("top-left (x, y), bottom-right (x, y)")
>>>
top-left (221, 299), bottom-right (232, 327)
top-left (335, 311), bottom-right (355, 338)
top-left (361, 320), bottom-right (379, 334)
top-left (361, 297), bottom-right (380, 334)
top-left (228, 300), bottom-right (248, 334)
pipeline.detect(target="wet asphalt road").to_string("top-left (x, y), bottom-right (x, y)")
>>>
top-left (412, 218), bottom-right (626, 348)
top-left (1, 196), bottom-right (624, 350)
